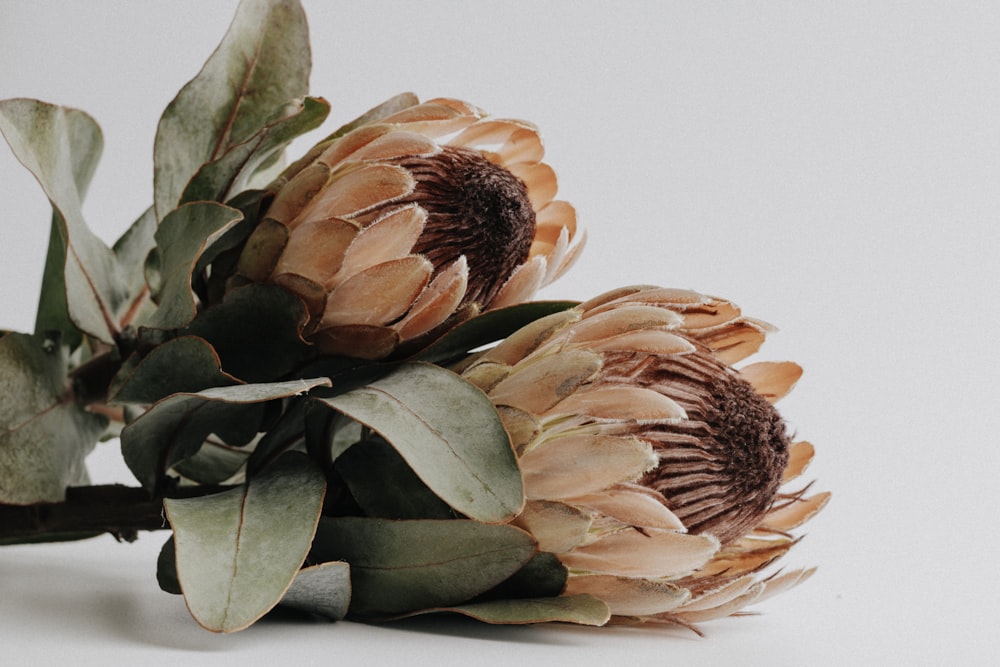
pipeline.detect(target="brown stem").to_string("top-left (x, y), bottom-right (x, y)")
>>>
top-left (0, 484), bottom-right (225, 544)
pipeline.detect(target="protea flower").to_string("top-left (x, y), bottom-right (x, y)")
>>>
top-left (459, 286), bottom-right (829, 631)
top-left (234, 94), bottom-right (583, 359)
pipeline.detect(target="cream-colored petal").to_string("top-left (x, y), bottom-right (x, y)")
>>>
top-left (295, 163), bottom-right (415, 222)
top-left (696, 322), bottom-right (769, 365)
top-left (761, 492), bottom-right (831, 532)
top-left (449, 118), bottom-right (537, 150)
top-left (316, 125), bottom-right (391, 170)
top-left (273, 217), bottom-right (358, 285)
top-left (490, 349), bottom-right (603, 415)
top-left (680, 301), bottom-right (743, 331)
top-left (561, 528), bottom-right (719, 579)
top-left (488, 255), bottom-right (547, 309)
top-left (672, 582), bottom-right (764, 623)
top-left (520, 435), bottom-right (657, 500)
top-left (474, 309), bottom-right (580, 366)
top-left (694, 535), bottom-right (795, 578)
top-left (676, 575), bottom-right (759, 613)
top-left (546, 385), bottom-right (687, 422)
top-left (782, 441), bottom-right (815, 483)
top-left (534, 200), bottom-right (577, 245)
top-left (321, 256), bottom-right (432, 328)
top-left (565, 574), bottom-right (690, 617)
top-left (461, 360), bottom-right (512, 393)
top-left (567, 306), bottom-right (684, 344)
top-left (507, 162), bottom-right (558, 209)
top-left (568, 484), bottom-right (687, 532)
top-left (495, 127), bottom-right (545, 165)
top-left (545, 226), bottom-right (586, 284)
top-left (753, 567), bottom-right (817, 605)
top-left (394, 256), bottom-right (469, 340)
top-left (329, 205), bottom-right (426, 288)
top-left (589, 329), bottom-right (697, 357)
top-left (496, 405), bottom-right (540, 454)
top-left (514, 500), bottom-right (593, 553)
top-left (267, 163), bottom-right (331, 227)
top-left (739, 361), bottom-right (803, 403)
top-left (349, 130), bottom-right (442, 162)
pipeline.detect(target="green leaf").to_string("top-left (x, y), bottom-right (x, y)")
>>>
top-left (0, 99), bottom-right (126, 344)
top-left (0, 333), bottom-right (106, 503)
top-left (154, 0), bottom-right (311, 220)
top-left (476, 552), bottom-right (567, 602)
top-left (280, 561), bottom-right (351, 620)
top-left (334, 436), bottom-right (455, 520)
top-left (120, 377), bottom-right (330, 491)
top-left (141, 202), bottom-right (243, 330)
top-left (313, 362), bottom-right (523, 523)
top-left (183, 284), bottom-right (313, 383)
top-left (109, 336), bottom-right (239, 405)
top-left (414, 301), bottom-right (580, 365)
top-left (164, 452), bottom-right (326, 633)
top-left (425, 595), bottom-right (611, 626)
top-left (180, 96), bottom-right (330, 205)
top-left (311, 517), bottom-right (536, 617)
top-left (111, 206), bottom-right (158, 328)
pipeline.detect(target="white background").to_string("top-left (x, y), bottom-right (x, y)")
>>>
top-left (2, 1), bottom-right (998, 665)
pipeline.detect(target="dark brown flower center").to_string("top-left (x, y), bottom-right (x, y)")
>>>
top-left (605, 349), bottom-right (790, 544)
top-left (391, 146), bottom-right (536, 306)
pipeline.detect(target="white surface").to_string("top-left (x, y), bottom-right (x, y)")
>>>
top-left (2, 1), bottom-right (998, 664)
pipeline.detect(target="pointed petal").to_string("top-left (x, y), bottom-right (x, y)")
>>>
top-left (561, 529), bottom-right (719, 579)
top-left (565, 574), bottom-right (690, 617)
top-left (329, 205), bottom-right (426, 287)
top-left (520, 435), bottom-right (657, 500)
top-left (569, 306), bottom-right (684, 343)
top-left (273, 217), bottom-right (358, 285)
top-left (316, 125), bottom-right (391, 169)
top-left (672, 582), bottom-right (764, 623)
top-left (740, 361), bottom-right (803, 403)
top-left (350, 130), bottom-right (441, 161)
top-left (568, 484), bottom-right (687, 532)
top-left (296, 163), bottom-right (415, 222)
top-left (507, 162), bottom-right (558, 209)
top-left (394, 256), bottom-right (469, 340)
top-left (490, 349), bottom-right (603, 414)
top-left (676, 575), bottom-right (759, 613)
top-left (762, 492), bottom-right (831, 532)
top-left (267, 163), bottom-right (331, 227)
top-left (475, 309), bottom-right (580, 365)
top-left (753, 567), bottom-right (817, 605)
top-left (782, 441), bottom-right (815, 483)
top-left (321, 256), bottom-right (432, 328)
top-left (514, 500), bottom-right (593, 553)
top-left (546, 385), bottom-right (687, 422)
top-left (488, 255), bottom-right (547, 309)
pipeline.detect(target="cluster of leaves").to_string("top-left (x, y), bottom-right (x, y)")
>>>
top-left (0, 0), bottom-right (609, 632)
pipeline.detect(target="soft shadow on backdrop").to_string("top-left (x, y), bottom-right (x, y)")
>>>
top-left (2, 2), bottom-right (998, 664)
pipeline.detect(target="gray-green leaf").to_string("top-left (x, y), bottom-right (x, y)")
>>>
top-left (141, 202), bottom-right (243, 330)
top-left (153, 0), bottom-right (311, 220)
top-left (313, 362), bottom-right (523, 523)
top-left (121, 377), bottom-right (330, 491)
top-left (0, 99), bottom-right (126, 344)
top-left (164, 452), bottom-right (326, 632)
top-left (0, 333), bottom-right (106, 503)
top-left (312, 517), bottom-right (536, 617)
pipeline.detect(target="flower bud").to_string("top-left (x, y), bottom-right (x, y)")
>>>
top-left (460, 286), bottom-right (829, 629)
top-left (235, 95), bottom-right (583, 359)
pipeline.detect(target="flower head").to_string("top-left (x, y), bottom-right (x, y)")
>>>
top-left (460, 286), bottom-right (829, 629)
top-left (234, 94), bottom-right (582, 359)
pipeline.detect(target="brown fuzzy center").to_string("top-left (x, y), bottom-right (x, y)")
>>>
top-left (606, 350), bottom-right (791, 544)
top-left (391, 146), bottom-right (536, 306)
